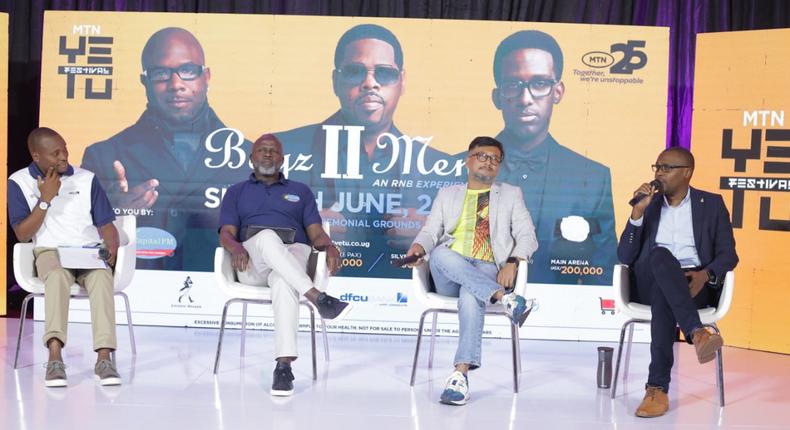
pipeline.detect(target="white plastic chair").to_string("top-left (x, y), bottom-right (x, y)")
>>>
top-left (212, 224), bottom-right (331, 379)
top-left (13, 215), bottom-right (138, 368)
top-left (610, 263), bottom-right (735, 406)
top-left (409, 259), bottom-right (528, 392)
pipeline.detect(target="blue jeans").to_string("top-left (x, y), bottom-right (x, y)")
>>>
top-left (429, 245), bottom-right (502, 369)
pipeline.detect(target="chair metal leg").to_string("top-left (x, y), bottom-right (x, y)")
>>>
top-left (514, 327), bottom-right (522, 375)
top-left (117, 291), bottom-right (136, 356)
top-left (14, 294), bottom-right (35, 369)
top-left (307, 304), bottom-right (317, 381)
top-left (705, 323), bottom-right (725, 407)
top-left (410, 309), bottom-right (432, 386)
top-left (240, 302), bottom-right (248, 357)
top-left (611, 319), bottom-right (636, 399)
top-left (320, 316), bottom-right (330, 361)
top-left (623, 322), bottom-right (635, 380)
top-left (213, 299), bottom-right (235, 374)
top-left (427, 312), bottom-right (438, 368)
top-left (510, 322), bottom-right (519, 393)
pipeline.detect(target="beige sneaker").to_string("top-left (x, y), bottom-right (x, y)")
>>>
top-left (94, 359), bottom-right (122, 386)
top-left (44, 361), bottom-right (67, 387)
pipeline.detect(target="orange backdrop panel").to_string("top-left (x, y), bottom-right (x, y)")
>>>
top-left (692, 29), bottom-right (790, 354)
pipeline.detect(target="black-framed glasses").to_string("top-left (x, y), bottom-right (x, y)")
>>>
top-left (651, 164), bottom-right (690, 173)
top-left (470, 152), bottom-right (503, 165)
top-left (498, 79), bottom-right (557, 99)
top-left (335, 64), bottom-right (401, 86)
top-left (142, 63), bottom-right (206, 83)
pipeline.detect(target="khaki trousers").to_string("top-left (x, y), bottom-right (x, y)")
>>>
top-left (237, 230), bottom-right (316, 359)
top-left (34, 247), bottom-right (117, 351)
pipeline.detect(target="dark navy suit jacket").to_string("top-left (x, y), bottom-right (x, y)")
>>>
top-left (81, 106), bottom-right (252, 271)
top-left (617, 187), bottom-right (739, 304)
top-left (485, 132), bottom-right (618, 285)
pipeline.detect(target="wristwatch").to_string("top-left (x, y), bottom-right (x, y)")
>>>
top-left (706, 269), bottom-right (718, 285)
top-left (506, 257), bottom-right (520, 266)
top-left (38, 200), bottom-right (51, 211)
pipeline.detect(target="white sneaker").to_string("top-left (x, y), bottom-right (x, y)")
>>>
top-left (501, 293), bottom-right (537, 327)
top-left (439, 371), bottom-right (469, 405)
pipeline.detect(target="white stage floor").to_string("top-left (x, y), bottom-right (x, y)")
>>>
top-left (1, 317), bottom-right (788, 430)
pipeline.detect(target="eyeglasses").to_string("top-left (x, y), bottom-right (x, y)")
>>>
top-left (651, 164), bottom-right (690, 173)
top-left (470, 152), bottom-right (503, 165)
top-left (335, 64), bottom-right (401, 86)
top-left (142, 63), bottom-right (206, 83)
top-left (498, 79), bottom-right (557, 99)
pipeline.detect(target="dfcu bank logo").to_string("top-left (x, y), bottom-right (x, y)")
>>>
top-left (337, 292), bottom-right (409, 305)
top-left (340, 293), bottom-right (368, 302)
top-left (582, 40), bottom-right (647, 74)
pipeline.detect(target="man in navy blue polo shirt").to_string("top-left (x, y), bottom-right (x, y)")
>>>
top-left (8, 127), bottom-right (122, 387)
top-left (219, 133), bottom-right (351, 396)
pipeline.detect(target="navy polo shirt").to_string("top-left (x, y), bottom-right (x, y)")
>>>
top-left (7, 162), bottom-right (115, 228)
top-left (219, 173), bottom-right (321, 245)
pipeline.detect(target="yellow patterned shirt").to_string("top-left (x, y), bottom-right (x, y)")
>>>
top-left (450, 188), bottom-right (494, 262)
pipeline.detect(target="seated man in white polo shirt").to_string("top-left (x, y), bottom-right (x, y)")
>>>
top-left (8, 127), bottom-right (122, 387)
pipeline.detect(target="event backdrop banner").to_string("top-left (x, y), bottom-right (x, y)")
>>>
top-left (37, 11), bottom-right (668, 340)
top-left (1, 13), bottom-right (8, 317)
top-left (692, 29), bottom-right (790, 354)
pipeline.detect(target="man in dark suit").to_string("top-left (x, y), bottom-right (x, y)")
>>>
top-left (82, 27), bottom-right (251, 271)
top-left (617, 147), bottom-right (738, 418)
top-left (488, 30), bottom-right (617, 285)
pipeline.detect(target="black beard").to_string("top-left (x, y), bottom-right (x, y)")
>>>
top-left (472, 172), bottom-right (495, 184)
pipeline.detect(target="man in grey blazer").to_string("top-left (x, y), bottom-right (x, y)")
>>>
top-left (405, 136), bottom-right (538, 406)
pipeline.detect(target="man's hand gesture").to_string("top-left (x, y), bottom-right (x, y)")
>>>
top-left (113, 160), bottom-right (159, 209)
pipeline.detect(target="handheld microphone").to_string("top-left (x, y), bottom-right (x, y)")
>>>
top-left (628, 180), bottom-right (663, 206)
top-left (392, 254), bottom-right (422, 267)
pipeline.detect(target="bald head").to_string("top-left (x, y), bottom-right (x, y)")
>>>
top-left (661, 147), bottom-right (695, 170)
top-left (27, 127), bottom-right (63, 153)
top-left (27, 127), bottom-right (70, 174)
top-left (141, 27), bottom-right (205, 69)
top-left (140, 27), bottom-right (211, 124)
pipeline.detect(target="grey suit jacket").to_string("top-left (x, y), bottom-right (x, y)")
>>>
top-left (413, 182), bottom-right (538, 268)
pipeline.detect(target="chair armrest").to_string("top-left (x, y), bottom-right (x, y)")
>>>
top-left (411, 263), bottom-right (433, 306)
top-left (215, 247), bottom-right (236, 281)
top-left (613, 264), bottom-right (631, 310)
top-left (712, 271), bottom-right (735, 319)
top-left (13, 243), bottom-right (37, 292)
top-left (113, 241), bottom-right (137, 290)
top-left (111, 215), bottom-right (136, 290)
top-left (513, 260), bottom-right (528, 296)
top-left (312, 250), bottom-right (329, 290)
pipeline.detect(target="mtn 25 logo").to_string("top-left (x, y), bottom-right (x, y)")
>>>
top-left (582, 40), bottom-right (647, 74)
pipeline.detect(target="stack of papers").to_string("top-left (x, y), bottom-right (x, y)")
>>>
top-left (57, 247), bottom-right (108, 269)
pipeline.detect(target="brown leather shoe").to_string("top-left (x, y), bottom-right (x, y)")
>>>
top-left (692, 327), bottom-right (723, 364)
top-left (635, 386), bottom-right (669, 418)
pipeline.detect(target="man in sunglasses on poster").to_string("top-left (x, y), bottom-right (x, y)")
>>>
top-left (275, 23), bottom-right (458, 279)
top-left (82, 27), bottom-right (251, 271)
top-left (486, 29), bottom-right (618, 286)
